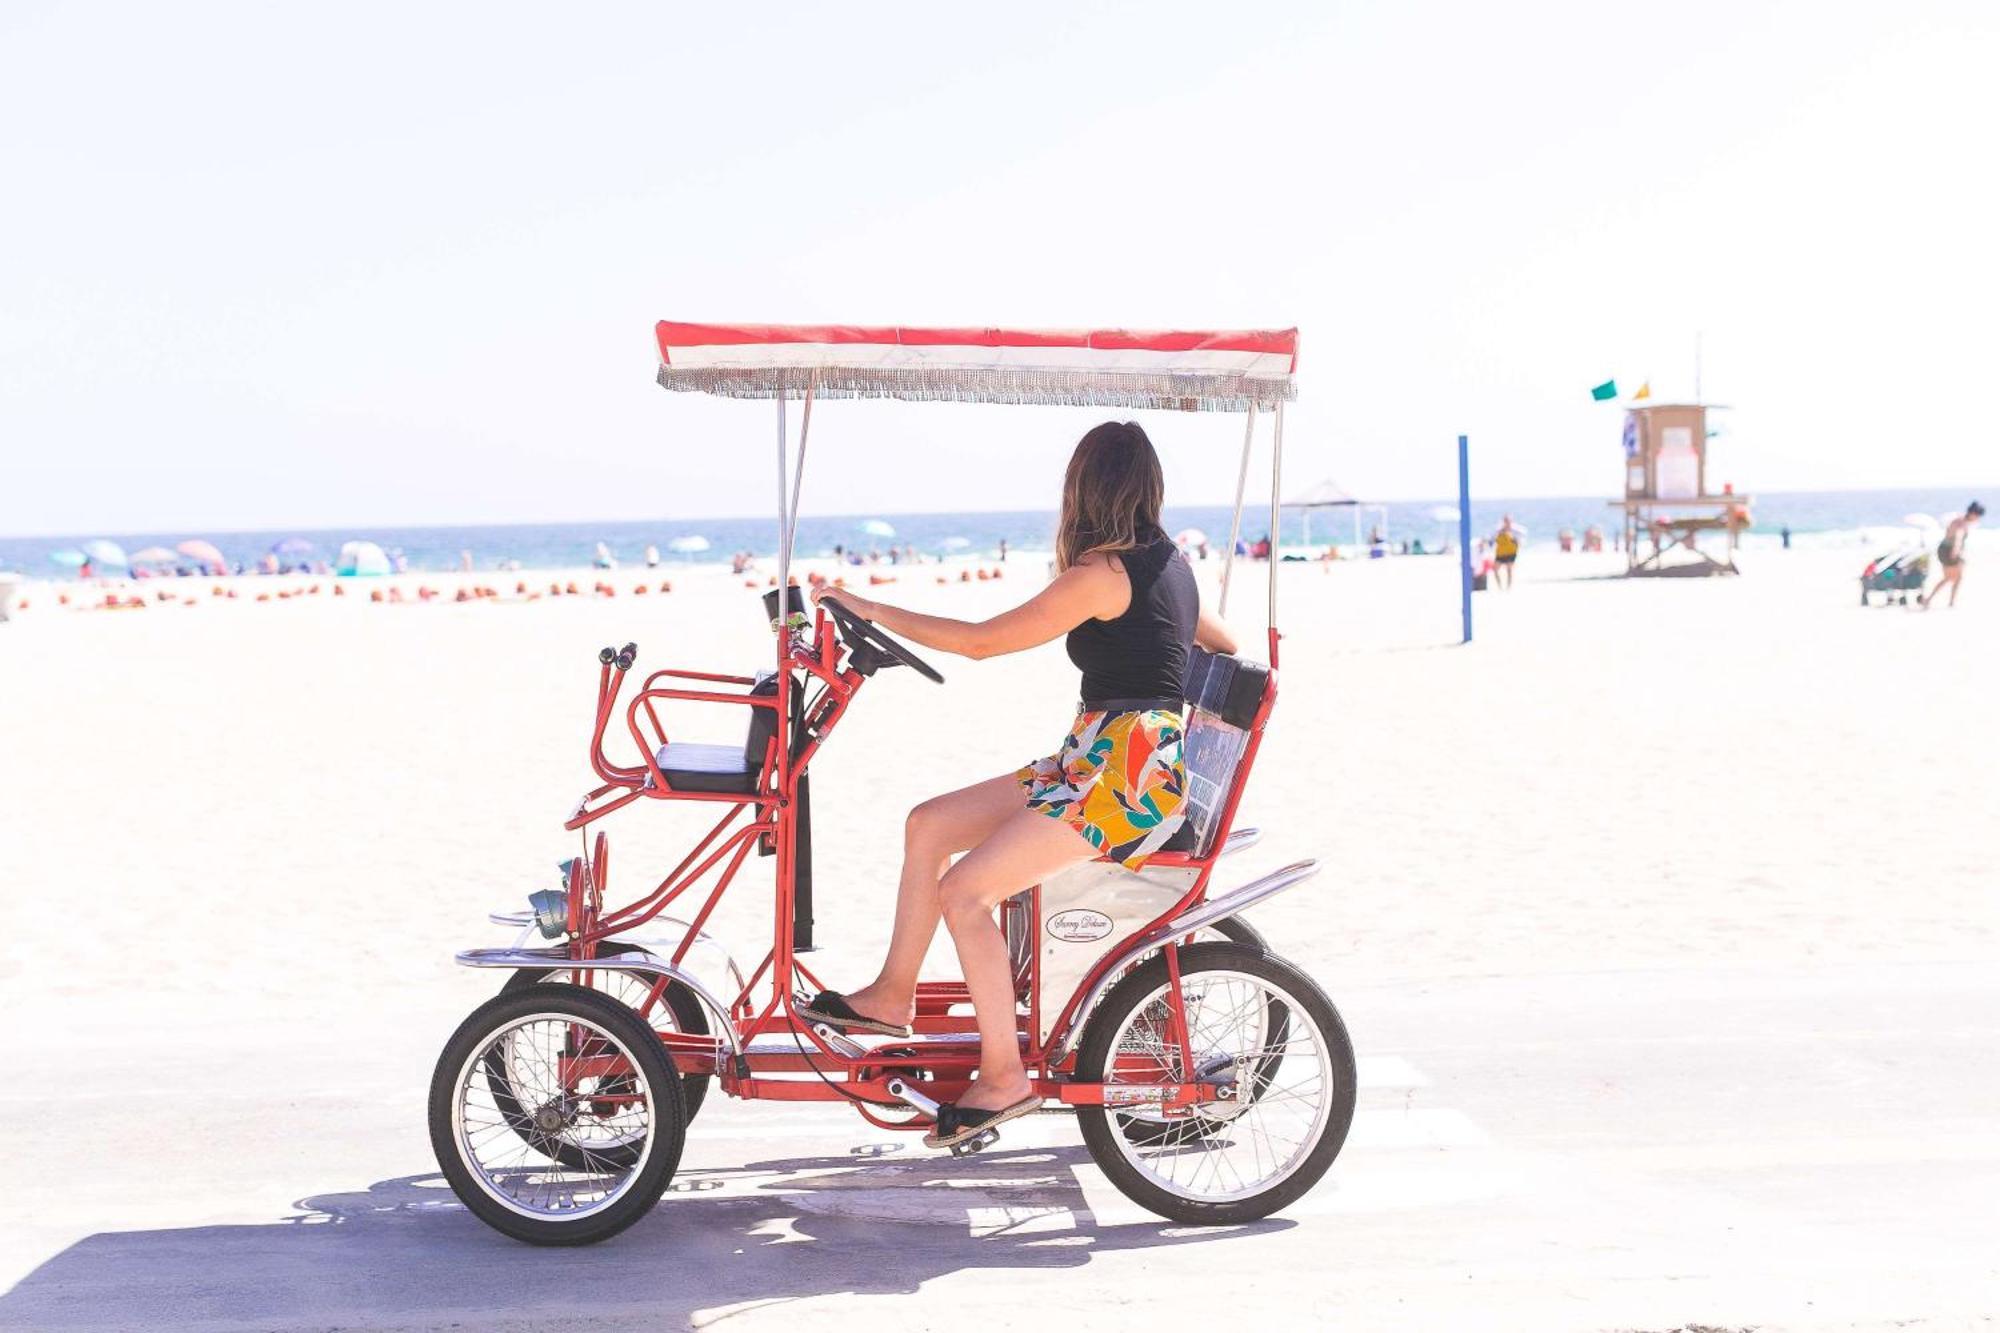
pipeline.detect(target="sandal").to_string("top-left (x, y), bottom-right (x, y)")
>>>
top-left (795, 991), bottom-right (912, 1038)
top-left (922, 1094), bottom-right (1042, 1149)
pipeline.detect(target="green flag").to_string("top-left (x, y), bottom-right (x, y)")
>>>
top-left (1590, 379), bottom-right (1619, 401)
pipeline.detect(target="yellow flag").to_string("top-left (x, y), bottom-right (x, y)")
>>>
top-left (1632, 381), bottom-right (1652, 401)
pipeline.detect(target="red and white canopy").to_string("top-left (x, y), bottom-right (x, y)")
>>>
top-left (655, 322), bottom-right (1298, 412)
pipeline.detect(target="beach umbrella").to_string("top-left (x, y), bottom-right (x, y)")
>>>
top-left (48, 549), bottom-right (85, 567)
top-left (1174, 527), bottom-right (1211, 549)
top-left (336, 540), bottom-right (391, 576)
top-left (176, 539), bottom-right (226, 569)
top-left (83, 539), bottom-right (128, 567)
top-left (1428, 505), bottom-right (1461, 523)
top-left (130, 546), bottom-right (179, 565)
top-left (667, 534), bottom-right (710, 554)
top-left (271, 537), bottom-right (315, 556)
top-left (859, 518), bottom-right (896, 539)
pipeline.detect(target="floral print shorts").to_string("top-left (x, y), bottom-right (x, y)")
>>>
top-left (1017, 708), bottom-right (1187, 869)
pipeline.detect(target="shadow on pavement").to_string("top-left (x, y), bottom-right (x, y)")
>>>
top-left (0, 1144), bottom-right (1286, 1328)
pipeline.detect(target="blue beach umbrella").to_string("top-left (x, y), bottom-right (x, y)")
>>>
top-left (83, 540), bottom-right (129, 567)
top-left (48, 549), bottom-right (85, 567)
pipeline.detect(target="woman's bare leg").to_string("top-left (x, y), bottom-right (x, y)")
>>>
top-left (938, 809), bottom-right (1098, 1111)
top-left (839, 773), bottom-right (1023, 1026)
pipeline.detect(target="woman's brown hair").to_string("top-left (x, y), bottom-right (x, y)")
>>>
top-left (1055, 421), bottom-right (1166, 572)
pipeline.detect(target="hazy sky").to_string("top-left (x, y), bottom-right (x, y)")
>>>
top-left (4, 1), bottom-right (1997, 536)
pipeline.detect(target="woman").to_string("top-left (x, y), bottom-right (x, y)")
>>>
top-left (803, 421), bottom-right (1238, 1148)
top-left (1492, 515), bottom-right (1521, 589)
top-left (1919, 500), bottom-right (1983, 609)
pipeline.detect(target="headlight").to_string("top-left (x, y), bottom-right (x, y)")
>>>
top-left (527, 889), bottom-right (568, 939)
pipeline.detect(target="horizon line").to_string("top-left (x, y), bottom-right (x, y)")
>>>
top-left (2, 481), bottom-right (1992, 544)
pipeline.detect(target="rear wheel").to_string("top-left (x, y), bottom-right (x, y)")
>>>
top-left (429, 984), bottom-right (685, 1245)
top-left (1117, 916), bottom-right (1267, 1146)
top-left (1076, 941), bottom-right (1356, 1225)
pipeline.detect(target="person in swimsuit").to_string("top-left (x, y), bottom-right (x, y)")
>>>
top-left (801, 421), bottom-right (1239, 1148)
top-left (1920, 501), bottom-right (1983, 609)
top-left (1492, 515), bottom-right (1522, 589)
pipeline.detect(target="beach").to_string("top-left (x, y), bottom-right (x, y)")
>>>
top-left (2, 549), bottom-right (1995, 1329)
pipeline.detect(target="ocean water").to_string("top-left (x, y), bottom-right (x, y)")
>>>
top-left (1, 486), bottom-right (1986, 576)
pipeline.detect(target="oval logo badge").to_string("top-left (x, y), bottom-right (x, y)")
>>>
top-left (1046, 908), bottom-right (1114, 943)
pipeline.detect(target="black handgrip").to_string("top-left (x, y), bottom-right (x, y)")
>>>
top-left (598, 646), bottom-right (618, 666)
top-left (615, 642), bottom-right (638, 671)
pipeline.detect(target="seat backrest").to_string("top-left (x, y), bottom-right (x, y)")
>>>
top-left (1177, 648), bottom-right (1272, 853)
top-left (743, 672), bottom-right (779, 770)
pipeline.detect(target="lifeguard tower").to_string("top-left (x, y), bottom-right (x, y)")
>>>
top-left (1610, 403), bottom-right (1751, 576)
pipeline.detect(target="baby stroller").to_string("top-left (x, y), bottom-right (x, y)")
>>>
top-left (1859, 547), bottom-right (1929, 606)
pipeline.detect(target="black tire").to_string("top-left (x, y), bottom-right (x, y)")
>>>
top-left (1117, 916), bottom-right (1267, 1146)
top-left (500, 941), bottom-right (712, 1122)
top-left (1076, 941), bottom-right (1356, 1226)
top-left (430, 984), bottom-right (685, 1246)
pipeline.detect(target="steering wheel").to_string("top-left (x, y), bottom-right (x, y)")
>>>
top-left (821, 594), bottom-right (945, 684)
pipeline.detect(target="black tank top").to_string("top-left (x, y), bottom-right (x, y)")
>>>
top-left (1066, 531), bottom-right (1198, 708)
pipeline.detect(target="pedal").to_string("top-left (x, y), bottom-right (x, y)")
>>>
top-left (949, 1128), bottom-right (1001, 1157)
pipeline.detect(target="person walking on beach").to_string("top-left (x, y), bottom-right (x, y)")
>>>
top-left (1919, 501), bottom-right (1983, 609)
top-left (1492, 515), bottom-right (1522, 589)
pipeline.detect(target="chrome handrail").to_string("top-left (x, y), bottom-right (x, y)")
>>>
top-left (456, 945), bottom-right (745, 1060)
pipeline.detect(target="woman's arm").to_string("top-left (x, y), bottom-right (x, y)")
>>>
top-left (1195, 604), bottom-right (1239, 655)
top-left (814, 560), bottom-right (1125, 661)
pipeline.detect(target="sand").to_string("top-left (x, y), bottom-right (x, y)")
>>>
top-left (1, 548), bottom-right (1995, 1328)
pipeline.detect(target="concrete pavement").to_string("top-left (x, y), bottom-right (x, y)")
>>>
top-left (4, 958), bottom-right (1993, 1331)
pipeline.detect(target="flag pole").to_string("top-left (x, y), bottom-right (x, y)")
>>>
top-left (1458, 434), bottom-right (1473, 645)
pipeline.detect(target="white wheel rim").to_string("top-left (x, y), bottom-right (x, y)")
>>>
top-left (451, 1009), bottom-right (657, 1222)
top-left (1102, 969), bottom-right (1332, 1204)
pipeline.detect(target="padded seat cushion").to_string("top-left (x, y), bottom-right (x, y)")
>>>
top-left (651, 742), bottom-right (759, 794)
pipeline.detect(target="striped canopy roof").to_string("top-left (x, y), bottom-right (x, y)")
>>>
top-left (655, 322), bottom-right (1298, 412)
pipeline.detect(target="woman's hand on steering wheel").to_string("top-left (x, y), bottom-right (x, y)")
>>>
top-left (810, 583), bottom-right (944, 684)
top-left (810, 583), bottom-right (872, 619)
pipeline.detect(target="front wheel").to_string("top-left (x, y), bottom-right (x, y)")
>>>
top-left (500, 941), bottom-right (712, 1122)
top-left (1076, 941), bottom-right (1356, 1226)
top-left (429, 984), bottom-right (685, 1245)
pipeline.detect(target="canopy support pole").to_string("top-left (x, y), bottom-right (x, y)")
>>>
top-left (783, 373), bottom-right (817, 585)
top-left (1268, 401), bottom-right (1285, 667)
top-left (1219, 406), bottom-right (1257, 618)
top-left (775, 395), bottom-right (790, 601)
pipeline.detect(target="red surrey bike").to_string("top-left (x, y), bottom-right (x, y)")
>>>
top-left (428, 321), bottom-right (1357, 1244)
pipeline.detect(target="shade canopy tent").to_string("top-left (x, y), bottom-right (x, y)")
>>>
top-left (655, 323), bottom-right (1297, 413)
top-left (1282, 477), bottom-right (1379, 550)
top-left (654, 320), bottom-right (1299, 628)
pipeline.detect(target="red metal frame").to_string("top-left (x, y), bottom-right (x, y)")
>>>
top-left (544, 604), bottom-right (1280, 1125)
